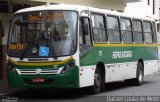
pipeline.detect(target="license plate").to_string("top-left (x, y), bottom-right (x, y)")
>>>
top-left (32, 78), bottom-right (45, 83)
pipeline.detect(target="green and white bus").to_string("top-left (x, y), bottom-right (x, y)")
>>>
top-left (7, 4), bottom-right (158, 94)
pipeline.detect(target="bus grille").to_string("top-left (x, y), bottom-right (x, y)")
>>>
top-left (15, 68), bottom-right (61, 75)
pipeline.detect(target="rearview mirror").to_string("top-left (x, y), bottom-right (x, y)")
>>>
top-left (80, 17), bottom-right (90, 35)
top-left (83, 23), bottom-right (89, 35)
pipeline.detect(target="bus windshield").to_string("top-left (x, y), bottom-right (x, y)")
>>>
top-left (8, 11), bottom-right (77, 58)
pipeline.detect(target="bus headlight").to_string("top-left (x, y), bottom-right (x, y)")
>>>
top-left (61, 60), bottom-right (75, 74)
top-left (7, 63), bottom-right (17, 74)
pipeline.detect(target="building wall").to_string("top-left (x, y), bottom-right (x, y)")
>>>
top-left (0, 13), bottom-right (10, 79)
top-left (0, 15), bottom-right (12, 79)
top-left (0, 0), bottom-right (13, 80)
top-left (125, 0), bottom-right (159, 19)
top-left (30, 0), bottom-right (126, 11)
top-left (0, 24), bottom-right (2, 80)
top-left (1, 14), bottom-right (12, 45)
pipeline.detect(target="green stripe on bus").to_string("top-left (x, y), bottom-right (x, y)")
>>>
top-left (80, 46), bottom-right (158, 66)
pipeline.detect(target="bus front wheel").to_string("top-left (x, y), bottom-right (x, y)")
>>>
top-left (90, 67), bottom-right (102, 94)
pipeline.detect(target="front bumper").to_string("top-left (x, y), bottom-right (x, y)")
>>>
top-left (7, 66), bottom-right (79, 88)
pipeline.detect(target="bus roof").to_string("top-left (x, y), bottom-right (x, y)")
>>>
top-left (15, 4), bottom-right (155, 21)
top-left (15, 4), bottom-right (87, 13)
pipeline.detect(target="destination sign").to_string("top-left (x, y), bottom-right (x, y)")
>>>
top-left (27, 13), bottom-right (64, 21)
top-left (10, 43), bottom-right (24, 50)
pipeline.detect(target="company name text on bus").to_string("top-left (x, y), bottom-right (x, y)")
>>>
top-left (112, 51), bottom-right (132, 59)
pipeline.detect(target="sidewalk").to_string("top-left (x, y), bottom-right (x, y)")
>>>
top-left (0, 80), bottom-right (9, 95)
top-left (0, 80), bottom-right (22, 96)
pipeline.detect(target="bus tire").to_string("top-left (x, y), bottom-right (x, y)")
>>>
top-left (90, 67), bottom-right (102, 94)
top-left (125, 62), bottom-right (144, 86)
top-left (134, 62), bottom-right (144, 86)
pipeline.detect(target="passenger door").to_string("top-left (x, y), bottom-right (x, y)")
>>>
top-left (79, 17), bottom-right (92, 56)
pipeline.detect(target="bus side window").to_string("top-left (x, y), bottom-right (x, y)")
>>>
top-left (107, 16), bottom-right (121, 43)
top-left (79, 17), bottom-right (92, 56)
top-left (120, 18), bottom-right (133, 43)
top-left (143, 21), bottom-right (152, 44)
top-left (151, 22), bottom-right (157, 44)
top-left (91, 14), bottom-right (107, 43)
top-left (132, 20), bottom-right (143, 44)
